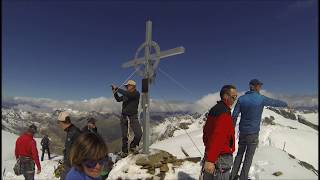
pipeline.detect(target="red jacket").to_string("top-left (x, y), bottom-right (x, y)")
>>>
top-left (203, 101), bottom-right (235, 163)
top-left (15, 133), bottom-right (41, 171)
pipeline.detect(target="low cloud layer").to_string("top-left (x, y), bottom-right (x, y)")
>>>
top-left (2, 90), bottom-right (318, 114)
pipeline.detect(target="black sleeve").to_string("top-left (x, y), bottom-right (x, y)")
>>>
top-left (114, 91), bottom-right (124, 102)
top-left (117, 89), bottom-right (139, 100)
top-left (65, 127), bottom-right (82, 165)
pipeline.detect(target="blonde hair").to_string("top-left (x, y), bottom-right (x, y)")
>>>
top-left (69, 132), bottom-right (108, 171)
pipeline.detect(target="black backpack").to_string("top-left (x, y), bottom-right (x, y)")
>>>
top-left (13, 158), bottom-right (22, 175)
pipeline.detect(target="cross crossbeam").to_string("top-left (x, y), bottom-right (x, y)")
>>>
top-left (122, 47), bottom-right (185, 68)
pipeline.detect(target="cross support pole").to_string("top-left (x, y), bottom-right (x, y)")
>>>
top-left (121, 20), bottom-right (185, 154)
top-left (142, 20), bottom-right (152, 154)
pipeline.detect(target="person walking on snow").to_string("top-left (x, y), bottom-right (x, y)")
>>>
top-left (230, 79), bottom-right (290, 180)
top-left (15, 124), bottom-right (41, 180)
top-left (40, 134), bottom-right (51, 161)
top-left (111, 80), bottom-right (142, 157)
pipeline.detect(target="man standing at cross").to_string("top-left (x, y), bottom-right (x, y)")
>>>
top-left (112, 80), bottom-right (142, 157)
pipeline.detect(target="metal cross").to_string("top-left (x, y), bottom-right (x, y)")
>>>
top-left (122, 20), bottom-right (185, 154)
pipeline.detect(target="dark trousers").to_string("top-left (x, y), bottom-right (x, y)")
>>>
top-left (203, 171), bottom-right (230, 180)
top-left (20, 157), bottom-right (35, 180)
top-left (230, 133), bottom-right (259, 180)
top-left (41, 147), bottom-right (51, 161)
top-left (120, 114), bottom-right (142, 153)
top-left (201, 154), bottom-right (233, 180)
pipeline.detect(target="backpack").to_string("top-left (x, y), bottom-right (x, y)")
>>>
top-left (13, 158), bottom-right (22, 175)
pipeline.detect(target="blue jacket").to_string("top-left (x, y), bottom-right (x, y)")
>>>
top-left (66, 167), bottom-right (102, 180)
top-left (232, 91), bottom-right (288, 134)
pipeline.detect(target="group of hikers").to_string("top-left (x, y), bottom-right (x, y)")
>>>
top-left (14, 78), bottom-right (289, 180)
top-left (201, 79), bottom-right (289, 180)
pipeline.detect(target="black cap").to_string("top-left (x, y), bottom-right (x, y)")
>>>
top-left (29, 124), bottom-right (37, 134)
top-left (249, 79), bottom-right (263, 85)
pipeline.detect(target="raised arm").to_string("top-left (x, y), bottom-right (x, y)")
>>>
top-left (117, 88), bottom-right (139, 100)
top-left (263, 96), bottom-right (288, 107)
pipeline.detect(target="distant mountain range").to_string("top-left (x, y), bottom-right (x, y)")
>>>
top-left (1, 96), bottom-right (317, 154)
top-left (1, 104), bottom-right (199, 153)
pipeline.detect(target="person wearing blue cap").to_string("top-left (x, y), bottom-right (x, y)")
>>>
top-left (230, 79), bottom-right (290, 180)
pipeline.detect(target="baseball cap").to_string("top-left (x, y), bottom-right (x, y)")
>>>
top-left (124, 80), bottom-right (136, 86)
top-left (58, 111), bottom-right (70, 122)
top-left (249, 79), bottom-right (263, 86)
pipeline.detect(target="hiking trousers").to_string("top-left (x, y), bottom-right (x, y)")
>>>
top-left (41, 147), bottom-right (51, 161)
top-left (20, 156), bottom-right (35, 180)
top-left (230, 133), bottom-right (259, 180)
top-left (120, 114), bottom-right (142, 153)
top-left (201, 154), bottom-right (233, 180)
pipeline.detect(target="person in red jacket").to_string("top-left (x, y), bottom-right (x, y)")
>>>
top-left (15, 124), bottom-right (41, 180)
top-left (201, 85), bottom-right (238, 180)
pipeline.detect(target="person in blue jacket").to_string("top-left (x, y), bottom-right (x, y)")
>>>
top-left (66, 132), bottom-right (109, 180)
top-left (230, 79), bottom-right (290, 180)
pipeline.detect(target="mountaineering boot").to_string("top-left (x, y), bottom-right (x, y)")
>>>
top-left (129, 142), bottom-right (141, 155)
top-left (129, 146), bottom-right (139, 155)
top-left (118, 151), bottom-right (128, 158)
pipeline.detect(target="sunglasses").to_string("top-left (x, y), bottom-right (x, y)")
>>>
top-left (83, 158), bottom-right (108, 169)
top-left (230, 95), bottom-right (237, 100)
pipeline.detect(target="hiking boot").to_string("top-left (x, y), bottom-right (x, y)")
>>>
top-left (129, 147), bottom-right (139, 155)
top-left (118, 152), bottom-right (128, 158)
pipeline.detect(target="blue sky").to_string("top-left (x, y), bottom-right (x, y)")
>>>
top-left (2, 0), bottom-right (318, 101)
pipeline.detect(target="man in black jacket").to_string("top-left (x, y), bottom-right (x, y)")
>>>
top-left (57, 111), bottom-right (81, 180)
top-left (81, 117), bottom-right (98, 133)
top-left (112, 80), bottom-right (142, 156)
top-left (40, 134), bottom-right (51, 161)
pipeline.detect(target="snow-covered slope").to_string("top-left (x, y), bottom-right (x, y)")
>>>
top-left (296, 111), bottom-right (318, 125)
top-left (260, 109), bottom-right (318, 170)
top-left (2, 108), bottom-right (318, 179)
